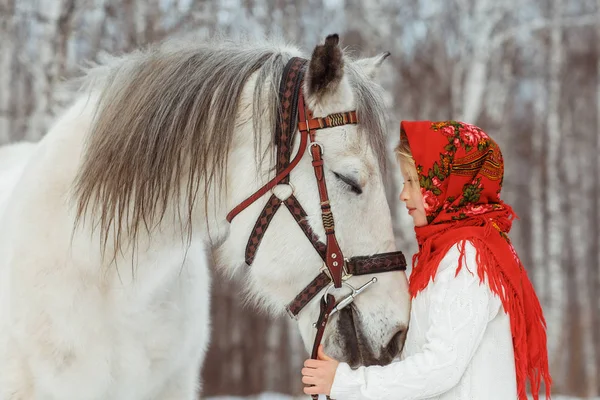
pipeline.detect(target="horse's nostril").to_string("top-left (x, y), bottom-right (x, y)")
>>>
top-left (385, 326), bottom-right (408, 360)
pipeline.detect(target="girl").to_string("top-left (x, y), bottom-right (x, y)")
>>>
top-left (301, 120), bottom-right (551, 400)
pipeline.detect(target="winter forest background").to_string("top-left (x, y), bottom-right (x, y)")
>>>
top-left (0, 0), bottom-right (599, 398)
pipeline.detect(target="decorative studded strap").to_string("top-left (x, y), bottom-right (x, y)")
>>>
top-left (286, 272), bottom-right (331, 317)
top-left (276, 58), bottom-right (307, 182)
top-left (245, 193), bottom-right (329, 266)
top-left (346, 251), bottom-right (407, 275)
top-left (245, 194), bottom-right (282, 265)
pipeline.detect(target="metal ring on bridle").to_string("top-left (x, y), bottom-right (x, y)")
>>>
top-left (271, 182), bottom-right (294, 193)
top-left (271, 182), bottom-right (295, 201)
top-left (323, 280), bottom-right (357, 300)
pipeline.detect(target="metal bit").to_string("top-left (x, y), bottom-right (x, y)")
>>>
top-left (328, 277), bottom-right (377, 318)
top-left (313, 277), bottom-right (378, 327)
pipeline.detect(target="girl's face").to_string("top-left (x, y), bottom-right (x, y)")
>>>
top-left (399, 161), bottom-right (428, 227)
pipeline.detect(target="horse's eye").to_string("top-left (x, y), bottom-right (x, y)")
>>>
top-left (333, 172), bottom-right (362, 195)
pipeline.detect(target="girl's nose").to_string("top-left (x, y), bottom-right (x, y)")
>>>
top-left (399, 187), bottom-right (408, 202)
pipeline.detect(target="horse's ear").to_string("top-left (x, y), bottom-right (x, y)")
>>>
top-left (355, 52), bottom-right (391, 81)
top-left (305, 34), bottom-right (345, 99)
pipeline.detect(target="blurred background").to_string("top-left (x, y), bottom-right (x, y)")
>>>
top-left (0, 0), bottom-right (598, 398)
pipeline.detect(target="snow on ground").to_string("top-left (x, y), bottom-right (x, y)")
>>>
top-left (207, 393), bottom-right (600, 400)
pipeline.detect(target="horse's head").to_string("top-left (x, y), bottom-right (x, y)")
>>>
top-left (216, 35), bottom-right (410, 367)
top-left (74, 33), bottom-right (409, 368)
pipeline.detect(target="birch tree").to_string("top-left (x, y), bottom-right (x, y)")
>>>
top-left (544, 0), bottom-right (566, 373)
top-left (594, 0), bottom-right (600, 394)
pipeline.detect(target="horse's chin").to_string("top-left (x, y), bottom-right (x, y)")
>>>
top-left (335, 306), bottom-right (406, 368)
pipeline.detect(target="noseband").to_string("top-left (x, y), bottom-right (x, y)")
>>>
top-left (227, 58), bottom-right (407, 391)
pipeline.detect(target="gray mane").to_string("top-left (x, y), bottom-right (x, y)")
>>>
top-left (73, 37), bottom-right (389, 253)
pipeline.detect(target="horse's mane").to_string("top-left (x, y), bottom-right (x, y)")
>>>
top-left (73, 36), bottom-right (389, 255)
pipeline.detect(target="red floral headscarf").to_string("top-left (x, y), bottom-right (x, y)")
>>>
top-left (401, 120), bottom-right (551, 400)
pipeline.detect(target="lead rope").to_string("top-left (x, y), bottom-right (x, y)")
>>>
top-left (307, 294), bottom-right (336, 400)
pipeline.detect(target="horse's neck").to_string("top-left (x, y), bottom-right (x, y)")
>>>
top-left (0, 142), bottom-right (35, 218)
top-left (4, 87), bottom-right (267, 277)
top-left (3, 96), bottom-right (203, 273)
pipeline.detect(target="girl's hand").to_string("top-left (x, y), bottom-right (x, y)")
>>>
top-left (301, 345), bottom-right (340, 396)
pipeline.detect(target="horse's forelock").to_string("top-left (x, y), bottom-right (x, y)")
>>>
top-left (345, 60), bottom-right (389, 175)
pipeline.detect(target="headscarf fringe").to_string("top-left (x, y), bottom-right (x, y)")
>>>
top-left (410, 219), bottom-right (552, 399)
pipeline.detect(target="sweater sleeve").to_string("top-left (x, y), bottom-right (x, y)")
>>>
top-left (330, 242), bottom-right (499, 400)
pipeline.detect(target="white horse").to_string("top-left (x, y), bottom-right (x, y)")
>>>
top-left (0, 35), bottom-right (410, 399)
top-left (0, 142), bottom-right (36, 213)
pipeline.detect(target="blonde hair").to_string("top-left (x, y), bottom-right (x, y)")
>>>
top-left (394, 131), bottom-right (418, 181)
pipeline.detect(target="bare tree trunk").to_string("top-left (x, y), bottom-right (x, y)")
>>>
top-left (201, 273), bottom-right (305, 397)
top-left (564, 105), bottom-right (597, 395)
top-left (450, 65), bottom-right (464, 119)
top-left (21, 0), bottom-right (75, 142)
top-left (531, 81), bottom-right (546, 298)
top-left (563, 235), bottom-right (581, 395)
top-left (544, 0), bottom-right (566, 375)
top-left (0, 0), bottom-right (15, 143)
top-left (579, 134), bottom-right (599, 396)
top-left (452, 0), bottom-right (514, 123)
top-left (595, 0), bottom-right (600, 393)
top-left (460, 56), bottom-right (487, 123)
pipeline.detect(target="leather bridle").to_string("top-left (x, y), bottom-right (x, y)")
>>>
top-left (227, 58), bottom-right (407, 394)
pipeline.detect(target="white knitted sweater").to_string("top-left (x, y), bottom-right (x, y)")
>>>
top-left (330, 242), bottom-right (517, 400)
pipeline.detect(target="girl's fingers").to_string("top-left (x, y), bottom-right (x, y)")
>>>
top-left (303, 384), bottom-right (323, 395)
top-left (302, 367), bottom-right (318, 377)
top-left (302, 375), bottom-right (318, 385)
top-left (304, 359), bottom-right (325, 368)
